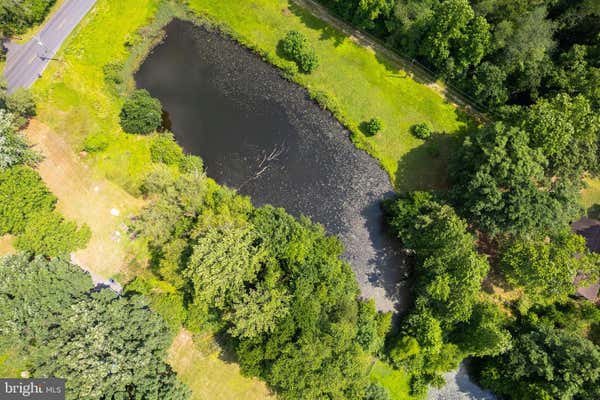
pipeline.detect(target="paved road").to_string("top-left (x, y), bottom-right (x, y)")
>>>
top-left (3, 0), bottom-right (97, 93)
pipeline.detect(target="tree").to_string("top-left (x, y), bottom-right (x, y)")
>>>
top-left (479, 324), bottom-right (600, 400)
top-left (411, 122), bottom-right (432, 139)
top-left (352, 0), bottom-right (394, 30)
top-left (501, 230), bottom-right (600, 305)
top-left (0, 0), bottom-right (57, 37)
top-left (419, 0), bottom-right (490, 77)
top-left (280, 31), bottom-right (319, 73)
top-left (471, 62), bottom-right (508, 107)
top-left (119, 89), bottom-right (162, 134)
top-left (2, 88), bottom-right (36, 127)
top-left (0, 166), bottom-right (55, 234)
top-left (515, 93), bottom-right (600, 177)
top-left (365, 117), bottom-right (384, 135)
top-left (0, 254), bottom-right (190, 400)
top-left (451, 122), bottom-right (582, 237)
top-left (0, 110), bottom-right (40, 168)
top-left (15, 211), bottom-right (91, 257)
top-left (34, 290), bottom-right (189, 400)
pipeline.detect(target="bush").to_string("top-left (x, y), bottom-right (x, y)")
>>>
top-left (150, 133), bottom-right (183, 165)
top-left (280, 30), bottom-right (320, 73)
top-left (83, 132), bottom-right (110, 152)
top-left (119, 89), bottom-right (162, 134)
top-left (365, 118), bottom-right (384, 135)
top-left (15, 211), bottom-right (91, 257)
top-left (2, 88), bottom-right (36, 127)
top-left (179, 154), bottom-right (204, 174)
top-left (411, 122), bottom-right (433, 140)
top-left (103, 62), bottom-right (124, 86)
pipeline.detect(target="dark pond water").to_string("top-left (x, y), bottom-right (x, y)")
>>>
top-left (135, 19), bottom-right (409, 312)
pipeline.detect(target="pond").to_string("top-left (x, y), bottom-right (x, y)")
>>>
top-left (135, 19), bottom-right (409, 312)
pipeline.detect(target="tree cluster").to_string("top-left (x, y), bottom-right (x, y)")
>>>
top-left (0, 254), bottom-right (190, 400)
top-left (384, 192), bottom-right (510, 394)
top-left (0, 0), bottom-right (56, 38)
top-left (132, 168), bottom-right (390, 399)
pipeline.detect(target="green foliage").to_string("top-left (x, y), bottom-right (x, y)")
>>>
top-left (0, 166), bottom-right (55, 234)
top-left (119, 89), bottom-right (162, 134)
top-left (150, 132), bottom-right (184, 165)
top-left (410, 122), bottom-right (432, 140)
top-left (0, 254), bottom-right (190, 399)
top-left (501, 230), bottom-right (600, 305)
top-left (0, 110), bottom-right (40, 168)
top-left (479, 323), bottom-right (600, 400)
top-left (102, 62), bottom-right (125, 86)
top-left (451, 122), bottom-right (582, 237)
top-left (384, 192), bottom-right (507, 389)
top-left (1, 88), bottom-right (36, 127)
top-left (134, 172), bottom-right (385, 399)
top-left (280, 30), bottom-right (320, 73)
top-left (15, 211), bottom-right (91, 257)
top-left (514, 93), bottom-right (600, 177)
top-left (0, 0), bottom-right (56, 36)
top-left (83, 132), bottom-right (110, 153)
top-left (365, 383), bottom-right (391, 400)
top-left (0, 166), bottom-right (89, 256)
top-left (178, 154), bottom-right (204, 174)
top-left (365, 117), bottom-right (384, 135)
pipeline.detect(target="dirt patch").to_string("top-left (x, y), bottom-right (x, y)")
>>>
top-left (25, 120), bottom-right (146, 279)
top-left (0, 235), bottom-right (15, 256)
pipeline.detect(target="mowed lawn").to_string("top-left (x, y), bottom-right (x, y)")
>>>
top-left (188, 0), bottom-right (465, 190)
top-left (369, 360), bottom-right (421, 400)
top-left (582, 177), bottom-right (600, 213)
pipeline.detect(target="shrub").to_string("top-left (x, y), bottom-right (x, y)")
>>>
top-left (119, 89), bottom-right (162, 134)
top-left (15, 211), bottom-right (91, 257)
top-left (365, 118), bottom-right (384, 135)
top-left (411, 122), bottom-right (432, 139)
top-left (103, 62), bottom-right (124, 86)
top-left (179, 154), bottom-right (204, 174)
top-left (150, 133), bottom-right (183, 165)
top-left (83, 132), bottom-right (110, 153)
top-left (2, 88), bottom-right (36, 127)
top-left (280, 30), bottom-right (319, 74)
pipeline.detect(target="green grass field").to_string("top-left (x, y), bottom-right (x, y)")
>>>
top-left (370, 360), bottom-right (421, 400)
top-left (582, 178), bottom-right (600, 215)
top-left (188, 0), bottom-right (466, 190)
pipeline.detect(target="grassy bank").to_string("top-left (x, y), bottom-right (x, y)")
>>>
top-left (187, 0), bottom-right (465, 190)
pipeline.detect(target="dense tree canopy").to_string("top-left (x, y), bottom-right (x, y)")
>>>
top-left (501, 230), bottom-right (600, 305)
top-left (0, 110), bottom-right (40, 169)
top-left (384, 192), bottom-right (508, 394)
top-left (119, 89), bottom-right (163, 134)
top-left (133, 171), bottom-right (389, 399)
top-left (0, 254), bottom-right (190, 400)
top-left (478, 319), bottom-right (600, 400)
top-left (0, 0), bottom-right (56, 37)
top-left (451, 122), bottom-right (581, 237)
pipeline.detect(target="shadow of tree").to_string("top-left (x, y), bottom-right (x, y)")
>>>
top-left (395, 132), bottom-right (459, 192)
top-left (288, 2), bottom-right (346, 47)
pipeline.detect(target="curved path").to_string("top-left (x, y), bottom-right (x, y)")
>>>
top-left (3, 0), bottom-right (96, 93)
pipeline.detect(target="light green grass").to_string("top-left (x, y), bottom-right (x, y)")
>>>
top-left (187, 0), bottom-right (466, 190)
top-left (369, 360), bottom-right (421, 400)
top-left (582, 177), bottom-right (600, 214)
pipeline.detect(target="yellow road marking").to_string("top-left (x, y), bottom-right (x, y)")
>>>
top-left (28, 55), bottom-right (36, 64)
top-left (57, 18), bottom-right (68, 30)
